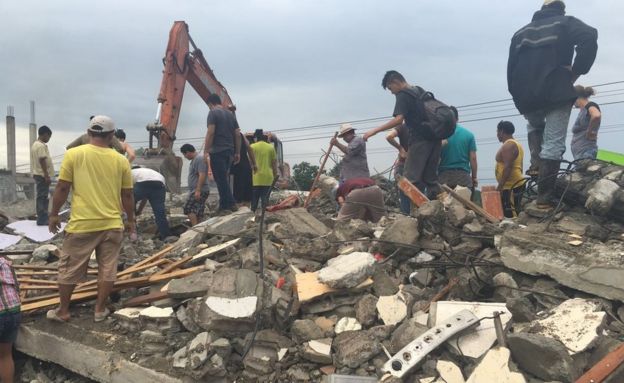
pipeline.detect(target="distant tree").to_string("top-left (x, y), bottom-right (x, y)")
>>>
top-left (291, 161), bottom-right (319, 190)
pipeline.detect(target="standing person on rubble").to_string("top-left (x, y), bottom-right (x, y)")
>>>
top-left (30, 125), bottom-right (54, 226)
top-left (66, 116), bottom-right (125, 154)
top-left (47, 115), bottom-right (135, 323)
top-left (438, 107), bottom-right (478, 191)
top-left (386, 123), bottom-right (410, 214)
top-left (335, 177), bottom-right (385, 223)
top-left (0, 255), bottom-right (20, 383)
top-left (495, 121), bottom-right (527, 218)
top-left (571, 85), bottom-right (601, 160)
top-left (114, 129), bottom-right (136, 163)
top-left (131, 165), bottom-right (172, 240)
top-left (203, 94), bottom-right (241, 213)
top-left (249, 129), bottom-right (278, 215)
top-left (331, 123), bottom-right (370, 183)
top-left (507, 0), bottom-right (598, 210)
top-left (180, 144), bottom-right (211, 225)
top-left (363, 71), bottom-right (442, 199)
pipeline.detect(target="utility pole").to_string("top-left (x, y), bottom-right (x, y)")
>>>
top-left (29, 100), bottom-right (37, 149)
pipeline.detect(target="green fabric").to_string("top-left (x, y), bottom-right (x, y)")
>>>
top-left (439, 125), bottom-right (476, 174)
top-left (597, 149), bottom-right (624, 166)
top-left (250, 141), bottom-right (276, 186)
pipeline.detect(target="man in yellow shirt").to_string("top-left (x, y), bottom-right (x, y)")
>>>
top-left (47, 115), bottom-right (135, 322)
top-left (249, 130), bottom-right (277, 214)
top-left (495, 121), bottom-right (527, 218)
top-left (30, 125), bottom-right (54, 225)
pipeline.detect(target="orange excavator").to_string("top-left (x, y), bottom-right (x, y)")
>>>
top-left (137, 21), bottom-right (289, 193)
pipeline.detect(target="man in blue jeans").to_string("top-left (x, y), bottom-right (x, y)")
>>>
top-left (203, 94), bottom-right (241, 213)
top-left (508, 0), bottom-right (597, 209)
top-left (131, 166), bottom-right (171, 240)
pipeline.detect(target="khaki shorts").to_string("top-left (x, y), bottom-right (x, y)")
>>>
top-left (58, 229), bottom-right (123, 284)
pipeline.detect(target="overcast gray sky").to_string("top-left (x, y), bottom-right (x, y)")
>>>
top-left (0, 0), bottom-right (622, 185)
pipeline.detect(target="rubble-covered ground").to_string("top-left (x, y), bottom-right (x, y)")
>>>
top-left (3, 159), bottom-right (624, 383)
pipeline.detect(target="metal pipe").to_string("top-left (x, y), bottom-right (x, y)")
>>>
top-left (493, 311), bottom-right (507, 348)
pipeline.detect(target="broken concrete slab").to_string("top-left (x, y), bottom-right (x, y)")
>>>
top-left (429, 301), bottom-right (512, 358)
top-left (317, 251), bottom-right (375, 289)
top-left (296, 272), bottom-right (373, 303)
top-left (335, 317), bottom-right (362, 334)
top-left (507, 333), bottom-right (578, 382)
top-left (139, 306), bottom-right (181, 333)
top-left (167, 271), bottom-right (214, 299)
top-left (333, 330), bottom-right (382, 369)
top-left (466, 347), bottom-right (526, 383)
top-left (355, 294), bottom-right (378, 327)
top-left (113, 308), bottom-right (142, 332)
top-left (498, 228), bottom-right (624, 301)
top-left (303, 338), bottom-right (333, 364)
top-left (272, 207), bottom-right (331, 238)
top-left (16, 324), bottom-right (184, 383)
top-left (205, 296), bottom-right (258, 318)
top-left (376, 292), bottom-right (408, 326)
top-left (388, 317), bottom-right (428, 354)
top-left (291, 319), bottom-right (325, 342)
top-left (189, 238), bottom-right (240, 265)
top-left (526, 298), bottom-right (606, 354)
top-left (377, 215), bottom-right (420, 255)
top-left (436, 360), bottom-right (465, 383)
top-left (172, 210), bottom-right (252, 252)
top-left (30, 244), bottom-right (60, 263)
top-left (585, 178), bottom-right (620, 215)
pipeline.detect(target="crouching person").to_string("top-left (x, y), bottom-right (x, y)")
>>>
top-left (0, 255), bottom-right (20, 383)
top-left (336, 177), bottom-right (385, 223)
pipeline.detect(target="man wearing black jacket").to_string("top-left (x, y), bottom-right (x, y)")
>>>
top-left (507, 0), bottom-right (597, 209)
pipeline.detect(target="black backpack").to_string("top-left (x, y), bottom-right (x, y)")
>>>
top-left (402, 86), bottom-right (457, 140)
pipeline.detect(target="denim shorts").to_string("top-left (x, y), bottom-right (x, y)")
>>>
top-left (0, 312), bottom-right (21, 343)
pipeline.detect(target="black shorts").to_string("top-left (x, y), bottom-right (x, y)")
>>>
top-left (0, 312), bottom-right (21, 343)
top-left (183, 191), bottom-right (210, 218)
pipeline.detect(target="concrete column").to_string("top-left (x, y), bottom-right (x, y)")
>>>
top-left (5, 105), bottom-right (17, 202)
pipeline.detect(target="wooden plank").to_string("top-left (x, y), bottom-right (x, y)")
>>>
top-left (304, 133), bottom-right (338, 208)
top-left (481, 187), bottom-right (505, 220)
top-left (153, 254), bottom-right (193, 276)
top-left (17, 270), bottom-right (97, 276)
top-left (295, 272), bottom-right (373, 303)
top-left (19, 285), bottom-right (59, 291)
top-left (13, 264), bottom-right (59, 271)
top-left (77, 258), bottom-right (169, 290)
top-left (397, 176), bottom-right (430, 208)
top-left (441, 184), bottom-right (500, 224)
top-left (17, 278), bottom-right (58, 285)
top-left (575, 343), bottom-right (624, 383)
top-left (122, 291), bottom-right (169, 307)
top-left (122, 245), bottom-right (174, 273)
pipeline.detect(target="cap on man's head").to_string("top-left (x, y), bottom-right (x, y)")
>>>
top-left (543, 0), bottom-right (565, 6)
top-left (88, 115), bottom-right (115, 133)
top-left (254, 129), bottom-right (264, 138)
top-left (338, 123), bottom-right (355, 138)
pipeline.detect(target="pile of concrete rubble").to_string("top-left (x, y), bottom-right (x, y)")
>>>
top-left (5, 159), bottom-right (624, 383)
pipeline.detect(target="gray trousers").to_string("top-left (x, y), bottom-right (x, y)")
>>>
top-left (524, 103), bottom-right (573, 162)
top-left (404, 139), bottom-right (442, 198)
top-left (33, 175), bottom-right (49, 225)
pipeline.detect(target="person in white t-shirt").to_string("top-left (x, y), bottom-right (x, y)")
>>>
top-left (131, 166), bottom-right (171, 239)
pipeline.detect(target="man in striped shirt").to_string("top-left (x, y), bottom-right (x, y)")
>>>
top-left (0, 256), bottom-right (21, 383)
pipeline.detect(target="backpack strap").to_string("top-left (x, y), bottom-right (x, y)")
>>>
top-left (399, 86), bottom-right (429, 122)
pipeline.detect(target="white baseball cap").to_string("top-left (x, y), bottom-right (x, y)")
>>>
top-left (88, 115), bottom-right (115, 133)
top-left (543, 0), bottom-right (565, 6)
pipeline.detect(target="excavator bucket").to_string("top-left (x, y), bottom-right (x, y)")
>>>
top-left (134, 150), bottom-right (183, 194)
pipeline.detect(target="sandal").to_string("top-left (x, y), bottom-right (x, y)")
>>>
top-left (94, 308), bottom-right (111, 323)
top-left (46, 309), bottom-right (69, 323)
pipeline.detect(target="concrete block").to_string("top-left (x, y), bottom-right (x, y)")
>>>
top-left (291, 319), bottom-right (325, 342)
top-left (377, 292), bottom-right (408, 326)
top-left (507, 333), bottom-right (577, 382)
top-left (139, 306), bottom-right (181, 333)
top-left (333, 330), bottom-right (382, 368)
top-left (586, 179), bottom-right (620, 215)
top-left (317, 251), bottom-right (375, 289)
top-left (429, 301), bottom-right (511, 358)
top-left (378, 215), bottom-right (420, 255)
top-left (113, 308), bottom-right (142, 332)
top-left (190, 238), bottom-right (240, 265)
top-left (526, 298), bottom-right (605, 354)
top-left (355, 294), bottom-right (378, 327)
top-left (466, 347), bottom-right (526, 383)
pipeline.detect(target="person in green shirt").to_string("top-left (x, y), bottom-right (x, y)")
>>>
top-left (438, 106), bottom-right (478, 190)
top-left (249, 129), bottom-right (278, 213)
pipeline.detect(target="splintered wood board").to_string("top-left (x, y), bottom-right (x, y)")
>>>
top-left (295, 272), bottom-right (373, 302)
